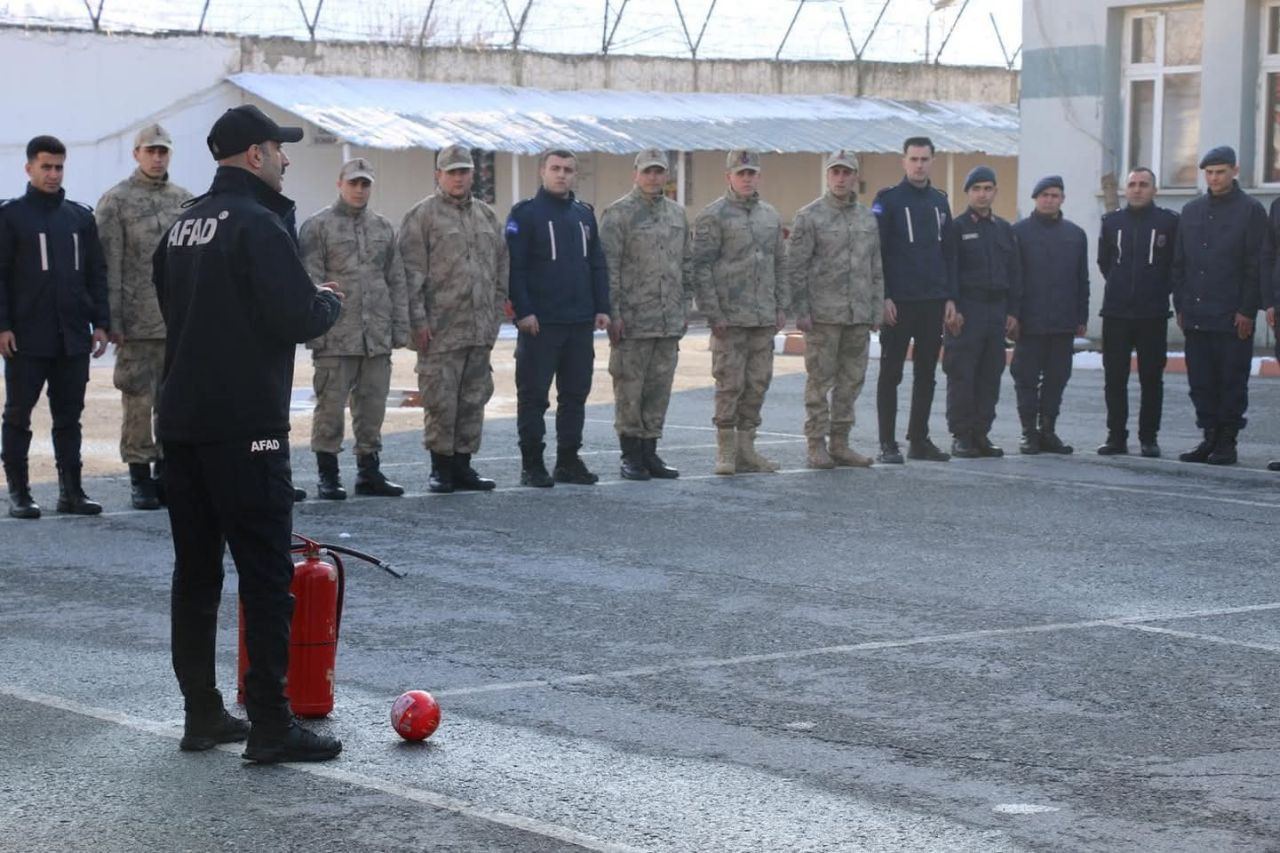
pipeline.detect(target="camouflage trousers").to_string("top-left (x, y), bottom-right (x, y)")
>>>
top-left (113, 339), bottom-right (165, 464)
top-left (711, 326), bottom-right (775, 430)
top-left (803, 323), bottom-right (871, 438)
top-left (417, 345), bottom-right (494, 454)
top-left (310, 354), bottom-right (392, 456)
top-left (609, 336), bottom-right (680, 438)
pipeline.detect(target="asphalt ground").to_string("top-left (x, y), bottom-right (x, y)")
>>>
top-left (2, 356), bottom-right (1280, 852)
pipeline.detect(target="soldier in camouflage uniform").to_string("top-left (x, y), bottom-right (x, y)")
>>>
top-left (95, 124), bottom-right (192, 509)
top-left (787, 150), bottom-right (883, 470)
top-left (398, 145), bottom-right (509, 493)
top-left (600, 148), bottom-right (691, 481)
top-left (298, 157), bottom-right (409, 500)
top-left (693, 149), bottom-right (787, 475)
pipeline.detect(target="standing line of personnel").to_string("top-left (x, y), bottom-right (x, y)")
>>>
top-left (7, 135), bottom-right (1280, 524)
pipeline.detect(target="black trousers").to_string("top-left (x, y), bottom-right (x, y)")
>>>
top-left (1011, 332), bottom-right (1074, 422)
top-left (1101, 316), bottom-right (1168, 442)
top-left (165, 437), bottom-right (296, 731)
top-left (1, 351), bottom-right (90, 472)
top-left (1184, 329), bottom-right (1253, 431)
top-left (515, 322), bottom-right (595, 449)
top-left (943, 297), bottom-right (1007, 439)
top-left (877, 299), bottom-right (945, 444)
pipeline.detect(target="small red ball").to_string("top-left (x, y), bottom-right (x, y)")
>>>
top-left (391, 690), bottom-right (441, 741)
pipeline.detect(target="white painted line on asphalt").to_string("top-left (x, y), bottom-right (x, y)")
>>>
top-left (379, 438), bottom-right (796, 469)
top-left (430, 601), bottom-right (1280, 698)
top-left (584, 417), bottom-right (809, 439)
top-left (0, 684), bottom-right (646, 853)
top-left (945, 466), bottom-right (1280, 511)
top-left (1116, 623), bottom-right (1280, 654)
top-left (992, 804), bottom-right (1060, 815)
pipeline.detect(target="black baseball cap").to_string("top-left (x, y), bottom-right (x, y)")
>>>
top-left (207, 105), bottom-right (304, 160)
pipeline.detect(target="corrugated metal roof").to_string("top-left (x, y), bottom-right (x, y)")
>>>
top-left (229, 73), bottom-right (1018, 157)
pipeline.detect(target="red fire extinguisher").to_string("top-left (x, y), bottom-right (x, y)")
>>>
top-left (236, 533), bottom-right (404, 718)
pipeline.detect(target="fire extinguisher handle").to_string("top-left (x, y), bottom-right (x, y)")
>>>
top-left (319, 543), bottom-right (407, 579)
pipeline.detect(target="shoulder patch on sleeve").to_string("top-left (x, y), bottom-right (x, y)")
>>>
top-left (505, 218), bottom-right (519, 235)
top-left (870, 201), bottom-right (884, 216)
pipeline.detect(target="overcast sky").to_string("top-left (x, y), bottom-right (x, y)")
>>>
top-left (1, 0), bottom-right (1022, 66)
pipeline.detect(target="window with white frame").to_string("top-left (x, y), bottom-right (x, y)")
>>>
top-left (1260, 1), bottom-right (1280, 183)
top-left (1122, 5), bottom-right (1202, 189)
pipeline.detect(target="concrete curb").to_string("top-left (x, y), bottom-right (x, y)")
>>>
top-left (774, 331), bottom-right (1279, 377)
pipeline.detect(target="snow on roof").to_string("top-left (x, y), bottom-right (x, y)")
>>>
top-left (229, 72), bottom-right (1019, 156)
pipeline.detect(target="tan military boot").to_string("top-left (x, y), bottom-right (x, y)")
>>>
top-left (806, 437), bottom-right (835, 469)
top-left (828, 432), bottom-right (873, 467)
top-left (736, 429), bottom-right (780, 473)
top-left (715, 428), bottom-right (737, 475)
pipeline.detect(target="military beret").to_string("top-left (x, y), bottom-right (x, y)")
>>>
top-left (1031, 175), bottom-right (1065, 198)
top-left (964, 165), bottom-right (996, 191)
top-left (1198, 145), bottom-right (1237, 169)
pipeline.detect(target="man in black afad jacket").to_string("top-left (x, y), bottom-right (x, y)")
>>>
top-left (153, 105), bottom-right (342, 763)
top-left (506, 149), bottom-right (610, 487)
top-left (1010, 176), bottom-right (1089, 455)
top-left (1096, 168), bottom-right (1179, 458)
top-left (872, 136), bottom-right (959, 464)
top-left (0, 135), bottom-right (110, 519)
top-left (1172, 146), bottom-right (1267, 466)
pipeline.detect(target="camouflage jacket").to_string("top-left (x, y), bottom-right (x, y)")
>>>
top-left (786, 191), bottom-right (884, 326)
top-left (95, 169), bottom-right (192, 340)
top-left (298, 197), bottom-right (410, 356)
top-left (600, 187), bottom-right (692, 338)
top-left (398, 191), bottom-right (508, 353)
top-left (692, 190), bottom-right (786, 327)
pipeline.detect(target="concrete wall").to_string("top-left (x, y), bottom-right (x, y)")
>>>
top-left (1020, 0), bottom-right (1275, 346)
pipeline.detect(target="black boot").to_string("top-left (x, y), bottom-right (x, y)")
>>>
top-left (1096, 432), bottom-right (1128, 456)
top-left (152, 459), bottom-right (168, 506)
top-left (554, 446), bottom-right (599, 485)
top-left (1018, 412), bottom-right (1041, 455)
top-left (1268, 460), bottom-right (1280, 471)
top-left (315, 452), bottom-right (346, 500)
top-left (129, 463), bottom-right (161, 510)
top-left (292, 486), bottom-right (307, 502)
top-left (1179, 429), bottom-right (1216, 464)
top-left (907, 437), bottom-right (951, 461)
top-left (1138, 437), bottom-right (1161, 458)
top-left (1038, 416), bottom-right (1073, 454)
top-left (428, 451), bottom-right (455, 493)
top-left (5, 464), bottom-right (40, 520)
top-left (452, 453), bottom-right (495, 491)
top-left (355, 452), bottom-right (404, 497)
top-left (56, 465), bottom-right (102, 515)
top-left (520, 443), bottom-right (554, 488)
top-left (950, 433), bottom-right (980, 459)
top-left (877, 441), bottom-right (904, 464)
top-left (1206, 425), bottom-right (1239, 466)
top-left (973, 433), bottom-right (1004, 458)
top-left (642, 438), bottom-right (679, 479)
top-left (619, 436), bottom-right (651, 481)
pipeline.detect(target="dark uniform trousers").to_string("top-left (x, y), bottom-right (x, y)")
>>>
top-left (515, 322), bottom-right (595, 449)
top-left (943, 296), bottom-right (1007, 439)
top-left (165, 437), bottom-right (295, 733)
top-left (877, 298), bottom-right (945, 444)
top-left (1, 351), bottom-right (90, 471)
top-left (1184, 329), bottom-right (1253, 430)
top-left (1011, 333), bottom-right (1074, 421)
top-left (1101, 316), bottom-right (1168, 442)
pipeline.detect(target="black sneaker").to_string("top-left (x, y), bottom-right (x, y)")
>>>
top-left (877, 442), bottom-right (904, 465)
top-left (1139, 441), bottom-right (1161, 458)
top-left (242, 721), bottom-right (342, 764)
top-left (907, 438), bottom-right (951, 462)
top-left (180, 709), bottom-right (251, 752)
top-left (1096, 435), bottom-right (1128, 456)
top-left (950, 435), bottom-right (981, 459)
top-left (1268, 460), bottom-right (1280, 471)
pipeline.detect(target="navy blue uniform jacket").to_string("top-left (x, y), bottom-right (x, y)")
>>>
top-left (1012, 212), bottom-right (1089, 335)
top-left (1172, 182), bottom-right (1267, 333)
top-left (505, 188), bottom-right (609, 324)
top-left (1097, 204), bottom-right (1179, 319)
top-left (152, 167), bottom-right (340, 444)
top-left (0, 184), bottom-right (109, 357)
top-left (871, 178), bottom-right (957, 303)
top-left (949, 207), bottom-right (1022, 312)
